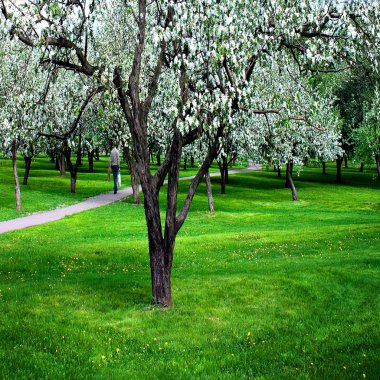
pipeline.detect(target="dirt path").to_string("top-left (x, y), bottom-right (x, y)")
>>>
top-left (0, 167), bottom-right (260, 234)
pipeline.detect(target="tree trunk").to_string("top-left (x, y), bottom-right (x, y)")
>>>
top-left (12, 142), bottom-right (21, 211)
top-left (64, 146), bottom-right (78, 194)
top-left (376, 154), bottom-right (380, 179)
top-left (131, 167), bottom-right (140, 204)
top-left (277, 166), bottom-right (281, 177)
top-left (336, 156), bottom-right (343, 183)
top-left (126, 149), bottom-right (140, 204)
top-left (286, 161), bottom-right (298, 201)
top-left (142, 174), bottom-right (173, 307)
top-left (285, 162), bottom-right (293, 188)
top-left (190, 155), bottom-right (194, 167)
top-left (218, 160), bottom-right (226, 195)
top-left (217, 156), bottom-right (229, 194)
top-left (70, 175), bottom-right (77, 193)
top-left (183, 155), bottom-right (187, 171)
top-left (344, 154), bottom-right (348, 169)
top-left (156, 152), bottom-right (161, 166)
top-left (23, 156), bottom-right (32, 185)
top-left (150, 242), bottom-right (172, 307)
top-left (322, 161), bottom-right (326, 175)
top-left (95, 147), bottom-right (100, 161)
top-left (77, 136), bottom-right (83, 166)
top-left (224, 157), bottom-right (229, 184)
top-left (58, 153), bottom-right (66, 176)
top-left (55, 155), bottom-right (60, 170)
top-left (205, 169), bottom-right (215, 214)
top-left (88, 150), bottom-right (94, 173)
top-left (359, 162), bottom-right (364, 172)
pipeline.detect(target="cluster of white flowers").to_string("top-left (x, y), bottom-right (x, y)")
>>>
top-left (0, 0), bottom-right (379, 167)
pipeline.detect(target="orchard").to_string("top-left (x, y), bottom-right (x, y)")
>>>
top-left (0, 2), bottom-right (379, 378)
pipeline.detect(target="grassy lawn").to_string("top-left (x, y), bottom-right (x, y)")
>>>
top-left (0, 155), bottom-right (236, 222)
top-left (0, 164), bottom-right (379, 379)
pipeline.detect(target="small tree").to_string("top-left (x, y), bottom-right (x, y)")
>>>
top-left (353, 86), bottom-right (380, 179)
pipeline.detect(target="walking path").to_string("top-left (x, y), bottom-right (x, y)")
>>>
top-left (0, 166), bottom-right (261, 234)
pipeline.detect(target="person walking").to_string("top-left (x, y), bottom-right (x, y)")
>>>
top-left (108, 144), bottom-right (120, 194)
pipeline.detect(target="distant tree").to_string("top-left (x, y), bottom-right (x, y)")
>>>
top-left (353, 86), bottom-right (380, 178)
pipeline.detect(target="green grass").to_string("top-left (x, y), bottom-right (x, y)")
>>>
top-left (0, 155), bottom-right (238, 222)
top-left (0, 163), bottom-right (379, 379)
top-left (0, 155), bottom-right (131, 221)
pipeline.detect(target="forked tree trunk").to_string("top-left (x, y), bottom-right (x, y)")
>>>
top-left (376, 154), bottom-right (380, 179)
top-left (205, 169), bottom-right (215, 213)
top-left (113, 40), bottom-right (220, 307)
top-left (286, 161), bottom-right (298, 201)
top-left (336, 156), bottom-right (343, 183)
top-left (64, 146), bottom-right (79, 194)
top-left (322, 161), bottom-right (326, 175)
top-left (12, 141), bottom-right (21, 211)
top-left (88, 150), bottom-right (94, 172)
top-left (359, 162), bottom-right (364, 172)
top-left (23, 156), bottom-right (32, 185)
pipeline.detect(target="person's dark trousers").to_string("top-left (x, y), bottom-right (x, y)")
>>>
top-left (112, 165), bottom-right (119, 194)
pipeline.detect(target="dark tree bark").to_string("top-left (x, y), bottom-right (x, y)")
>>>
top-left (376, 154), bottom-right (380, 179)
top-left (322, 161), bottom-right (326, 175)
top-left (344, 154), bottom-right (348, 169)
top-left (217, 156), bottom-right (229, 194)
top-left (88, 150), bottom-right (94, 173)
top-left (12, 141), bottom-right (21, 210)
top-left (64, 141), bottom-right (82, 194)
top-left (77, 137), bottom-right (83, 166)
top-left (286, 161), bottom-right (298, 201)
top-left (359, 162), bottom-right (364, 172)
top-left (190, 155), bottom-right (194, 167)
top-left (156, 152), bottom-right (161, 166)
top-left (126, 148), bottom-right (140, 204)
top-left (64, 148), bottom-right (77, 193)
top-left (58, 153), bottom-right (66, 176)
top-left (95, 147), bottom-right (100, 161)
top-left (23, 155), bottom-right (32, 185)
top-left (277, 166), bottom-right (281, 177)
top-left (55, 155), bottom-right (60, 170)
top-left (183, 154), bottom-right (187, 170)
top-left (336, 156), bottom-right (343, 183)
top-left (285, 162), bottom-right (293, 188)
top-left (205, 169), bottom-right (215, 213)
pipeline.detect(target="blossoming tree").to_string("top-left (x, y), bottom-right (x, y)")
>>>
top-left (1, 0), bottom-right (379, 306)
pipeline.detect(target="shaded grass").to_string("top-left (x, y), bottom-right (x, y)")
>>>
top-left (0, 167), bottom-right (379, 379)
top-left (0, 155), bottom-right (241, 222)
